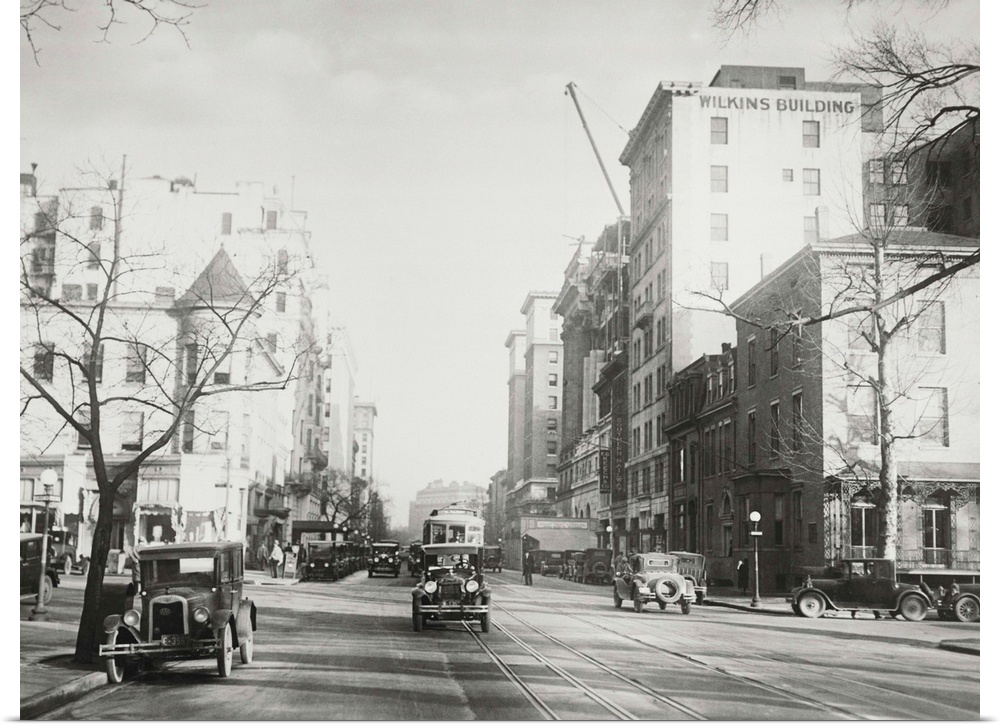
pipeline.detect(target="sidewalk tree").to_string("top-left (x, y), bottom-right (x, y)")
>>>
top-left (20, 162), bottom-right (310, 663)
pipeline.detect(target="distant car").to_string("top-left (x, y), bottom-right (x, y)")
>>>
top-left (789, 558), bottom-right (932, 621)
top-left (482, 545), bottom-right (503, 573)
top-left (560, 550), bottom-right (585, 581)
top-left (668, 551), bottom-right (709, 605)
top-left (582, 548), bottom-right (613, 585)
top-left (20, 533), bottom-right (59, 604)
top-left (98, 541), bottom-right (256, 683)
top-left (411, 543), bottom-right (491, 633)
top-left (534, 549), bottom-right (564, 577)
top-left (612, 552), bottom-right (695, 614)
top-left (300, 541), bottom-right (337, 581)
top-left (369, 541), bottom-right (401, 578)
top-left (935, 582), bottom-right (980, 623)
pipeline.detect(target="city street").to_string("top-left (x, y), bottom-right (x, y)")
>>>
top-left (33, 571), bottom-right (979, 720)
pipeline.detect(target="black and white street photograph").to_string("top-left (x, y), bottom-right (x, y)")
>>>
top-left (17, 0), bottom-right (981, 720)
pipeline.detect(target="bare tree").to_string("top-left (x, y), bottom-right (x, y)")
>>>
top-left (20, 163), bottom-right (310, 662)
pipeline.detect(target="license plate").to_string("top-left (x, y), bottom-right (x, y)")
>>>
top-left (161, 634), bottom-right (189, 647)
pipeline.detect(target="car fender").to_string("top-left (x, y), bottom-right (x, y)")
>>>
top-left (796, 588), bottom-right (836, 611)
top-left (211, 609), bottom-right (234, 632)
top-left (893, 589), bottom-right (931, 611)
top-left (410, 586), bottom-right (425, 599)
top-left (102, 615), bottom-right (141, 643)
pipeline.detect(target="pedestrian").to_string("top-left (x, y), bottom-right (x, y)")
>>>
top-left (257, 542), bottom-right (268, 571)
top-left (270, 540), bottom-right (283, 578)
top-left (738, 559), bottom-right (749, 595)
top-left (522, 551), bottom-right (534, 586)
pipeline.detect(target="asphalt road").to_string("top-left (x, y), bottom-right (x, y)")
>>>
top-left (40, 569), bottom-right (980, 720)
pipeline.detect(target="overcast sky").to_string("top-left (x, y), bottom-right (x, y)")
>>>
top-left (17, 0), bottom-right (979, 528)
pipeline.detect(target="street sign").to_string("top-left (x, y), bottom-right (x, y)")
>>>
top-left (750, 531), bottom-right (763, 537)
top-left (34, 495), bottom-right (59, 504)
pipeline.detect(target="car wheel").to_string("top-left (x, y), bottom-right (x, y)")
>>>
top-left (368, 571), bottom-right (373, 578)
top-left (613, 588), bottom-right (622, 609)
top-left (217, 623), bottom-right (233, 677)
top-left (899, 594), bottom-right (928, 622)
top-left (105, 631), bottom-right (126, 684)
top-left (797, 593), bottom-right (825, 618)
top-left (632, 591), bottom-right (644, 614)
top-left (681, 599), bottom-right (691, 615)
top-left (696, 593), bottom-right (705, 606)
top-left (239, 631), bottom-right (254, 665)
top-left (412, 609), bottom-right (423, 632)
top-left (952, 596), bottom-right (979, 623)
top-left (63, 554), bottom-right (74, 574)
top-left (481, 609), bottom-right (491, 634)
top-left (41, 575), bottom-right (54, 605)
top-left (792, 601), bottom-right (802, 616)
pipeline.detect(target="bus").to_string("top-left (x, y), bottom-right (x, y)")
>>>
top-left (421, 507), bottom-right (485, 546)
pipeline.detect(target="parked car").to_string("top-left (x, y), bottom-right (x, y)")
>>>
top-left (369, 541), bottom-right (401, 578)
top-left (612, 552), bottom-right (695, 614)
top-left (300, 541), bottom-right (337, 581)
top-left (482, 545), bottom-right (503, 573)
top-left (935, 582), bottom-right (980, 622)
top-left (98, 541), bottom-right (256, 683)
top-left (534, 549), bottom-right (564, 577)
top-left (560, 550), bottom-right (585, 581)
top-left (668, 551), bottom-right (709, 605)
top-left (20, 533), bottom-right (59, 604)
top-left (789, 558), bottom-right (933, 621)
top-left (411, 543), bottom-right (491, 633)
top-left (582, 548), bottom-right (613, 585)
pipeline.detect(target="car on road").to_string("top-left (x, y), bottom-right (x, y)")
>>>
top-left (935, 582), bottom-right (980, 622)
top-left (560, 550), bottom-right (584, 581)
top-left (612, 552), bottom-right (695, 614)
top-left (789, 558), bottom-right (933, 621)
top-left (534, 549), bottom-right (564, 577)
top-left (411, 543), bottom-right (491, 633)
top-left (369, 541), bottom-right (401, 578)
top-left (669, 551), bottom-right (709, 605)
top-left (582, 548), bottom-right (612, 585)
top-left (20, 533), bottom-right (60, 604)
top-left (300, 541), bottom-right (338, 581)
top-left (99, 541), bottom-right (257, 683)
top-left (482, 545), bottom-right (503, 573)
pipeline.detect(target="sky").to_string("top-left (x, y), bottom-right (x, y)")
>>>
top-left (17, 0), bottom-right (980, 529)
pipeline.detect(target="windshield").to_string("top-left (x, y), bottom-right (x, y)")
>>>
top-left (641, 558), bottom-right (676, 573)
top-left (308, 544), bottom-right (334, 558)
top-left (425, 552), bottom-right (478, 571)
top-left (373, 545), bottom-right (398, 555)
top-left (143, 556), bottom-right (215, 586)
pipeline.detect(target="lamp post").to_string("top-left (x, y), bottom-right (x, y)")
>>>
top-left (605, 524), bottom-right (613, 554)
top-left (749, 510), bottom-right (762, 608)
top-left (30, 469), bottom-right (59, 621)
top-left (497, 537), bottom-right (503, 567)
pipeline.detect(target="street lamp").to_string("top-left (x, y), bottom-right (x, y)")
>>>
top-left (605, 524), bottom-right (613, 554)
top-left (749, 510), bottom-right (763, 608)
top-left (30, 469), bottom-right (59, 621)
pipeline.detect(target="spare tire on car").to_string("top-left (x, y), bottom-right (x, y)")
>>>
top-left (652, 573), bottom-right (686, 604)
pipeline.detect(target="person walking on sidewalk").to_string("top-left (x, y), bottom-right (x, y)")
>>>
top-left (269, 540), bottom-right (283, 578)
top-left (522, 551), bottom-right (534, 585)
top-left (737, 559), bottom-right (749, 595)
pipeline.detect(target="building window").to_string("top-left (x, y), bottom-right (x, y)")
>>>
top-left (548, 350), bottom-right (559, 364)
top-left (783, 169), bottom-right (794, 182)
top-left (892, 204), bottom-right (909, 227)
top-left (868, 159), bottom-right (884, 185)
top-left (917, 301), bottom-right (946, 354)
top-left (548, 396), bottom-right (558, 410)
top-left (33, 343), bottom-right (54, 382)
top-left (155, 286), bottom-right (175, 303)
top-left (803, 168), bottom-right (821, 195)
top-left (804, 215), bottom-right (818, 244)
top-left (86, 241), bottom-right (101, 269)
top-left (711, 165), bottom-right (728, 192)
top-left (792, 490), bottom-right (803, 548)
top-left (86, 343), bottom-right (104, 383)
top-left (121, 412), bottom-right (144, 451)
top-left (889, 159), bottom-right (907, 185)
top-left (547, 441), bottom-right (558, 455)
top-left (710, 262), bottom-right (729, 291)
top-left (850, 494), bottom-right (878, 556)
top-left (277, 249), bottom-right (288, 274)
top-left (802, 120), bottom-right (820, 148)
top-left (918, 387), bottom-right (949, 446)
top-left (266, 333), bottom-right (277, 353)
top-left (185, 343), bottom-right (199, 385)
top-left (125, 343), bottom-right (147, 384)
top-left (769, 328), bottom-right (779, 377)
top-left (62, 284), bottom-right (82, 301)
top-left (710, 117), bottom-right (728, 144)
top-left (546, 373), bottom-right (558, 387)
top-left (791, 324), bottom-right (803, 369)
top-left (848, 312), bottom-right (870, 351)
top-left (778, 75), bottom-right (797, 89)
top-left (221, 212), bottom-right (232, 235)
top-left (747, 410), bottom-right (757, 465)
top-left (266, 210), bottom-right (278, 230)
top-left (710, 213), bottom-right (729, 241)
top-left (272, 291), bottom-right (286, 313)
top-left (747, 337), bottom-right (756, 387)
top-left (547, 418), bottom-right (558, 431)
top-left (769, 401), bottom-right (780, 457)
top-left (86, 283), bottom-right (99, 300)
top-left (792, 392), bottom-right (803, 452)
top-left (90, 206), bottom-right (103, 230)
top-left (848, 385), bottom-right (878, 445)
top-left (774, 493), bottom-right (785, 546)
top-left (922, 495), bottom-right (951, 562)
top-left (77, 406), bottom-right (91, 449)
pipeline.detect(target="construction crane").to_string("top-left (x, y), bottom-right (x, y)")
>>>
top-left (565, 82), bottom-right (626, 218)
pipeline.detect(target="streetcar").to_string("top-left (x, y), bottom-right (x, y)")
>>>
top-left (421, 506), bottom-right (485, 546)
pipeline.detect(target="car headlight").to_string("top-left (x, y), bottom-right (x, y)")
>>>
top-left (423, 580), bottom-right (438, 594)
top-left (324, 562), bottom-right (330, 568)
top-left (464, 579), bottom-right (480, 594)
top-left (310, 561), bottom-right (316, 568)
top-left (123, 609), bottom-right (140, 627)
top-left (192, 607), bottom-right (210, 624)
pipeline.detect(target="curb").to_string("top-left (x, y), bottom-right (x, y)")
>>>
top-left (21, 671), bottom-right (106, 719)
top-left (938, 641), bottom-right (980, 656)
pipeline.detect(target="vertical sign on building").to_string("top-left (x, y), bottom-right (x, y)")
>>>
top-left (599, 449), bottom-right (611, 493)
top-left (611, 375), bottom-right (628, 504)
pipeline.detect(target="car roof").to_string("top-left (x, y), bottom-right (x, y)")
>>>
top-left (21, 533), bottom-right (43, 542)
top-left (135, 541), bottom-right (242, 561)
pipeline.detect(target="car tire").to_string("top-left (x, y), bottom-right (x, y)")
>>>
top-left (658, 601), bottom-right (667, 610)
top-left (39, 574), bottom-right (54, 605)
top-left (953, 596), bottom-right (979, 623)
top-left (412, 609), bottom-right (423, 632)
top-left (696, 593), bottom-right (705, 606)
top-left (632, 590), bottom-right (644, 614)
top-left (681, 599), bottom-right (692, 615)
top-left (63, 554), bottom-right (74, 574)
top-left (654, 574), bottom-right (685, 604)
top-left (240, 631), bottom-right (254, 665)
top-left (899, 594), bottom-right (928, 622)
top-left (613, 588), bottom-right (622, 609)
top-left (105, 631), bottom-right (126, 684)
top-left (217, 623), bottom-right (233, 677)
top-left (368, 571), bottom-right (373, 578)
top-left (481, 609), bottom-right (491, 634)
top-left (797, 592), bottom-right (826, 618)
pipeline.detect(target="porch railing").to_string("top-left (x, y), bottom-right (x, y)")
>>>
top-left (897, 549), bottom-right (979, 571)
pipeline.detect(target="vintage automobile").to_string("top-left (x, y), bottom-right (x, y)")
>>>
top-left (613, 552), bottom-right (695, 614)
top-left (935, 582), bottom-right (980, 622)
top-left (300, 541), bottom-right (338, 581)
top-left (20, 533), bottom-right (60, 604)
top-left (669, 551), bottom-right (709, 605)
top-left (534, 549), bottom-right (564, 577)
top-left (482, 545), bottom-right (503, 573)
top-left (369, 541), bottom-right (401, 578)
top-left (789, 558), bottom-right (933, 621)
top-left (99, 541), bottom-right (256, 683)
top-left (411, 543), bottom-right (491, 633)
top-left (408, 541), bottom-right (423, 576)
top-left (582, 548), bottom-right (613, 585)
top-left (560, 550), bottom-right (585, 581)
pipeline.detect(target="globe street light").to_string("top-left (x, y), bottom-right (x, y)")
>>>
top-left (749, 510), bottom-right (763, 608)
top-left (605, 524), bottom-right (613, 554)
top-left (29, 468), bottom-right (59, 621)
